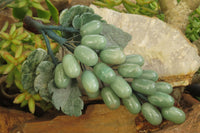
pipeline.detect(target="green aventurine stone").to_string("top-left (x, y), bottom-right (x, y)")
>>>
top-left (81, 70), bottom-right (99, 98)
top-left (101, 87), bottom-right (120, 110)
top-left (81, 35), bottom-right (106, 50)
top-left (74, 45), bottom-right (98, 66)
top-left (62, 54), bottom-right (81, 78)
top-left (100, 47), bottom-right (126, 65)
top-left (122, 94), bottom-right (141, 114)
top-left (93, 62), bottom-right (116, 84)
top-left (54, 63), bottom-right (71, 88)
top-left (138, 70), bottom-right (158, 81)
top-left (148, 92), bottom-right (174, 108)
top-left (125, 54), bottom-right (144, 66)
top-left (118, 63), bottom-right (143, 78)
top-left (131, 79), bottom-right (156, 95)
top-left (141, 103), bottom-right (162, 125)
top-left (80, 20), bottom-right (102, 36)
top-left (110, 76), bottom-right (132, 98)
top-left (155, 82), bottom-right (173, 94)
top-left (161, 106), bottom-right (186, 124)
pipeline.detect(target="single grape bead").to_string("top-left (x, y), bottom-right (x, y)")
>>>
top-left (62, 54), bottom-right (81, 78)
top-left (54, 63), bottom-right (71, 88)
top-left (155, 82), bottom-right (173, 94)
top-left (81, 70), bottom-right (99, 98)
top-left (122, 94), bottom-right (141, 114)
top-left (100, 47), bottom-right (126, 65)
top-left (80, 20), bottom-right (102, 36)
top-left (81, 35), bottom-right (106, 50)
top-left (161, 106), bottom-right (186, 124)
top-left (148, 92), bottom-right (174, 108)
top-left (141, 103), bottom-right (162, 125)
top-left (118, 63), bottom-right (143, 78)
top-left (110, 76), bottom-right (132, 98)
top-left (125, 54), bottom-right (144, 66)
top-left (93, 62), bottom-right (116, 84)
top-left (74, 45), bottom-right (98, 66)
top-left (131, 79), bottom-right (156, 95)
top-left (138, 70), bottom-right (158, 81)
top-left (101, 87), bottom-right (120, 110)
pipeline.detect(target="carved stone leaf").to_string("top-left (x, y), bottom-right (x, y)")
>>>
top-left (60, 5), bottom-right (94, 27)
top-left (34, 61), bottom-right (55, 102)
top-left (48, 80), bottom-right (84, 117)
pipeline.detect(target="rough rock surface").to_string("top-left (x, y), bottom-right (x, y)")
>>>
top-left (91, 5), bottom-right (200, 87)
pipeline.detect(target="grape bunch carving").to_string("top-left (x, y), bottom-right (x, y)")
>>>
top-left (20, 5), bottom-right (185, 125)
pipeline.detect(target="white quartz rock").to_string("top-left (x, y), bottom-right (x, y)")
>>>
top-left (91, 5), bottom-right (200, 86)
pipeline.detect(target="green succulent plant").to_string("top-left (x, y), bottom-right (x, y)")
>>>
top-left (0, 22), bottom-right (30, 90)
top-left (1, 0), bottom-right (60, 114)
top-left (92, 0), bottom-right (165, 20)
top-left (7, 0), bottom-right (59, 23)
top-left (185, 5), bottom-right (200, 42)
top-left (0, 22), bottom-right (58, 88)
top-left (0, 21), bottom-right (59, 113)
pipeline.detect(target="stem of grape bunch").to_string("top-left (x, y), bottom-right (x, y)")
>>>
top-left (23, 16), bottom-right (79, 64)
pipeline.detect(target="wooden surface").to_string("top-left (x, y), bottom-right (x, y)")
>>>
top-left (0, 106), bottom-right (35, 133)
top-left (3, 94), bottom-right (200, 133)
top-left (21, 105), bottom-right (138, 133)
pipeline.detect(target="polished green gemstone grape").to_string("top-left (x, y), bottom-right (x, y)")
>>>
top-left (93, 62), bottom-right (116, 84)
top-left (54, 63), bottom-right (71, 88)
top-left (118, 63), bottom-right (143, 78)
top-left (80, 20), bottom-right (102, 36)
top-left (161, 106), bottom-right (186, 124)
top-left (141, 103), bottom-right (162, 125)
top-left (100, 47), bottom-right (126, 65)
top-left (110, 76), bottom-right (132, 98)
top-left (62, 54), bottom-right (81, 78)
top-left (122, 94), bottom-right (141, 114)
top-left (155, 82), bottom-right (173, 94)
top-left (148, 92), bottom-right (174, 108)
top-left (74, 45), bottom-right (98, 66)
top-left (138, 70), bottom-right (158, 81)
top-left (101, 87), bottom-right (120, 110)
top-left (131, 79), bottom-right (156, 95)
top-left (81, 70), bottom-right (99, 98)
top-left (125, 54), bottom-right (144, 66)
top-left (81, 35), bottom-right (106, 50)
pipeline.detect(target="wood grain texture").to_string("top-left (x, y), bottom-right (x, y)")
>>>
top-left (22, 104), bottom-right (138, 133)
top-left (0, 106), bottom-right (34, 133)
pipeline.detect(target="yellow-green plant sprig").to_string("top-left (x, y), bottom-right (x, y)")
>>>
top-left (92, 0), bottom-right (165, 20)
top-left (13, 91), bottom-right (42, 114)
top-left (0, 22), bottom-right (58, 90)
top-left (0, 22), bottom-right (59, 113)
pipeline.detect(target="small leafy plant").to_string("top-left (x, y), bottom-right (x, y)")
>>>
top-left (185, 5), bottom-right (200, 42)
top-left (19, 5), bottom-right (186, 126)
top-left (7, 0), bottom-right (59, 23)
top-left (0, 0), bottom-right (60, 113)
top-left (0, 22), bottom-right (33, 90)
top-left (92, 0), bottom-right (165, 20)
top-left (0, 22), bottom-right (58, 113)
top-left (0, 22), bottom-right (58, 89)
